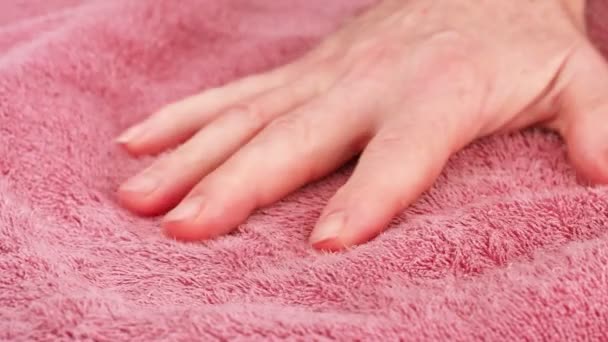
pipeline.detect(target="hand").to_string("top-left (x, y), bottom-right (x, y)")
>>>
top-left (116, 0), bottom-right (608, 251)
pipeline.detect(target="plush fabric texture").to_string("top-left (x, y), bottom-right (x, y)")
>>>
top-left (1, 0), bottom-right (608, 340)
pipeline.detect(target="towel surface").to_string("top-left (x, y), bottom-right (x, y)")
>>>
top-left (2, 0), bottom-right (608, 340)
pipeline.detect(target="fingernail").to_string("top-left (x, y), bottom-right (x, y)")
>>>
top-left (164, 197), bottom-right (203, 222)
top-left (120, 175), bottom-right (159, 195)
top-left (310, 212), bottom-right (345, 245)
top-left (116, 125), bottom-right (142, 144)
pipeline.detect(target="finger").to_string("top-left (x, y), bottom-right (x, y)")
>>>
top-left (117, 76), bottom-right (321, 216)
top-left (116, 60), bottom-right (308, 155)
top-left (310, 108), bottom-right (473, 251)
top-left (309, 124), bottom-right (452, 251)
top-left (550, 44), bottom-right (608, 184)
top-left (161, 90), bottom-right (374, 241)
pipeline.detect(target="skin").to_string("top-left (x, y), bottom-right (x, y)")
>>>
top-left (116, 0), bottom-right (608, 251)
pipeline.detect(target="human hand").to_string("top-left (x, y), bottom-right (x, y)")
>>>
top-left (116, 0), bottom-right (608, 251)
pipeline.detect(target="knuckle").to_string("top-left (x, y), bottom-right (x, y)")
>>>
top-left (368, 128), bottom-right (439, 163)
top-left (372, 131), bottom-right (407, 148)
top-left (254, 113), bottom-right (317, 160)
top-left (188, 181), bottom-right (209, 198)
top-left (244, 103), bottom-right (266, 125)
top-left (146, 158), bottom-right (178, 177)
top-left (169, 146), bottom-right (204, 170)
top-left (424, 30), bottom-right (473, 55)
top-left (269, 114), bottom-right (314, 144)
top-left (366, 132), bottom-right (409, 157)
top-left (280, 82), bottom-right (307, 104)
top-left (230, 102), bottom-right (269, 129)
top-left (293, 49), bottom-right (341, 92)
top-left (407, 31), bottom-right (487, 118)
top-left (308, 65), bottom-right (339, 94)
top-left (349, 40), bottom-right (403, 78)
top-left (416, 31), bottom-right (483, 82)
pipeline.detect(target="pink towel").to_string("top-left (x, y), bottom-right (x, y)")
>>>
top-left (2, 0), bottom-right (608, 340)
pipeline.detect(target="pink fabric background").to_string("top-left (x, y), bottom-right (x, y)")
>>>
top-left (1, 0), bottom-right (607, 340)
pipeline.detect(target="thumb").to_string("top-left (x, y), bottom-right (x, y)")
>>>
top-left (554, 43), bottom-right (608, 184)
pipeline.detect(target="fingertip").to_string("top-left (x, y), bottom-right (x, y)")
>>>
top-left (116, 189), bottom-right (161, 216)
top-left (567, 140), bottom-right (608, 185)
top-left (161, 193), bottom-right (254, 242)
top-left (116, 184), bottom-right (183, 217)
top-left (161, 211), bottom-right (238, 242)
top-left (114, 117), bottom-right (195, 156)
top-left (309, 207), bottom-right (387, 251)
top-left (161, 196), bottom-right (213, 241)
top-left (309, 223), bottom-right (383, 251)
top-left (557, 43), bottom-right (608, 184)
top-left (115, 134), bottom-right (172, 156)
top-left (162, 220), bottom-right (212, 242)
top-left (311, 237), bottom-right (348, 252)
top-left (114, 129), bottom-right (151, 156)
top-left (115, 125), bottom-right (141, 144)
top-left (115, 140), bottom-right (145, 157)
top-left (563, 116), bottom-right (608, 184)
top-left (114, 123), bottom-right (156, 154)
top-left (117, 189), bottom-right (177, 217)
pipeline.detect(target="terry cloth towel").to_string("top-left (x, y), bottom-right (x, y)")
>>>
top-left (1, 0), bottom-right (608, 340)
